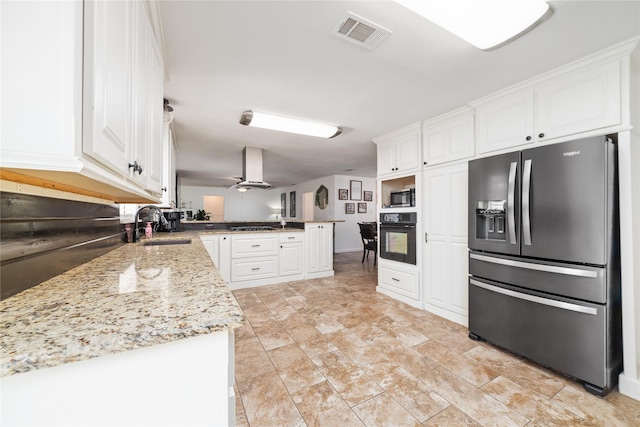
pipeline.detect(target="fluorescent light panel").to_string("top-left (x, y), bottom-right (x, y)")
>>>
top-left (240, 111), bottom-right (342, 138)
top-left (395, 0), bottom-right (551, 50)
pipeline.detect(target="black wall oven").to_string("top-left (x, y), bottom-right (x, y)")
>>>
top-left (379, 212), bottom-right (417, 265)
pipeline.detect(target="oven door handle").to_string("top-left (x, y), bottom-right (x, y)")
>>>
top-left (470, 279), bottom-right (598, 315)
top-left (380, 224), bottom-right (416, 229)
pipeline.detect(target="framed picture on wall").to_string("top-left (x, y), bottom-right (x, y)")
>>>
top-left (338, 189), bottom-right (348, 200)
top-left (290, 191), bottom-right (296, 217)
top-left (358, 203), bottom-right (367, 213)
top-left (281, 193), bottom-right (286, 217)
top-left (345, 203), bottom-right (355, 214)
top-left (350, 180), bottom-right (362, 200)
top-left (363, 191), bottom-right (373, 202)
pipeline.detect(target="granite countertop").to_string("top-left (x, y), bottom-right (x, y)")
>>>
top-left (199, 227), bottom-right (305, 235)
top-left (0, 232), bottom-right (245, 378)
top-left (187, 220), bottom-right (344, 224)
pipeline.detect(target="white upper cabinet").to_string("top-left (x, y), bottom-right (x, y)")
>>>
top-left (0, 0), bottom-right (165, 203)
top-left (83, 0), bottom-right (133, 177)
top-left (475, 59), bottom-right (622, 154)
top-left (475, 90), bottom-right (535, 154)
top-left (422, 108), bottom-right (475, 166)
top-left (374, 123), bottom-right (421, 177)
top-left (535, 60), bottom-right (621, 141)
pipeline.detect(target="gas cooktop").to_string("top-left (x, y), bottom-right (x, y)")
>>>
top-left (227, 226), bottom-right (275, 232)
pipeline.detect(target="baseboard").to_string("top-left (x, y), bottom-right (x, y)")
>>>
top-left (619, 373), bottom-right (640, 401)
top-left (334, 248), bottom-right (362, 254)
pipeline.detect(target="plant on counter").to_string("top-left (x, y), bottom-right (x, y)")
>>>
top-left (194, 209), bottom-right (211, 221)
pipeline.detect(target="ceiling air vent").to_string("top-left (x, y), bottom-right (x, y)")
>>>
top-left (332, 12), bottom-right (391, 50)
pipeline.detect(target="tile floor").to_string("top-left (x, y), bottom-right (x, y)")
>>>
top-left (232, 252), bottom-right (640, 426)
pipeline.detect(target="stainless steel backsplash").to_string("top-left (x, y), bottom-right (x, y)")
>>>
top-left (0, 192), bottom-right (123, 300)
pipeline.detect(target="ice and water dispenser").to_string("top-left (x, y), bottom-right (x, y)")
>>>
top-left (475, 200), bottom-right (507, 241)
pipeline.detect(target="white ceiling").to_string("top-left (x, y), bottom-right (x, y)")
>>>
top-left (159, 1), bottom-right (640, 189)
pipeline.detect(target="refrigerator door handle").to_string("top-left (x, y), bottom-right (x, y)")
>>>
top-left (469, 253), bottom-right (598, 278)
top-left (522, 159), bottom-right (533, 245)
top-left (470, 279), bottom-right (598, 315)
top-left (507, 161), bottom-right (517, 244)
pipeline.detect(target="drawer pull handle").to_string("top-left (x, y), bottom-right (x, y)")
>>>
top-left (251, 244), bottom-right (260, 247)
top-left (392, 277), bottom-right (399, 281)
top-left (288, 237), bottom-right (295, 239)
top-left (251, 267), bottom-right (260, 271)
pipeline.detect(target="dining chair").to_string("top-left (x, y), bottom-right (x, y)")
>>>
top-left (358, 222), bottom-right (377, 266)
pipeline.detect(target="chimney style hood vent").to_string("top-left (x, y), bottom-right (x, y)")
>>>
top-left (236, 147), bottom-right (271, 189)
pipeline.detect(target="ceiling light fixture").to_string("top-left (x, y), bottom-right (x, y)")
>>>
top-left (239, 111), bottom-right (342, 139)
top-left (394, 0), bottom-right (552, 50)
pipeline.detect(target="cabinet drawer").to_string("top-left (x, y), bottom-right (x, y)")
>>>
top-left (279, 232), bottom-right (303, 243)
top-left (380, 265), bottom-right (419, 300)
top-left (231, 257), bottom-right (277, 282)
top-left (231, 235), bottom-right (278, 258)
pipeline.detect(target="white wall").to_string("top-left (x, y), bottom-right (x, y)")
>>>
top-left (179, 185), bottom-right (281, 221)
top-left (282, 174), bottom-right (377, 253)
top-left (180, 174), bottom-right (376, 253)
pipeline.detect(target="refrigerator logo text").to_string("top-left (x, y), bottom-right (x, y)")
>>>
top-left (563, 150), bottom-right (581, 157)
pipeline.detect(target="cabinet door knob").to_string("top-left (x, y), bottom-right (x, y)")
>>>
top-left (538, 133), bottom-right (545, 138)
top-left (525, 136), bottom-right (532, 141)
top-left (423, 161), bottom-right (427, 165)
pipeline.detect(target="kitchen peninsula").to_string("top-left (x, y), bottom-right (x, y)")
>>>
top-left (1, 233), bottom-right (243, 426)
top-left (192, 220), bottom-right (341, 289)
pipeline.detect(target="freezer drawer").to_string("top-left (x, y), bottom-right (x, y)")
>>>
top-left (469, 277), bottom-right (621, 395)
top-left (469, 252), bottom-right (607, 303)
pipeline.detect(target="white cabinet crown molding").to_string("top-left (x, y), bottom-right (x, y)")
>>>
top-left (469, 37), bottom-right (639, 108)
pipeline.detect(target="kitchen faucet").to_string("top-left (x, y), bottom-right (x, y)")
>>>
top-left (134, 205), bottom-right (166, 242)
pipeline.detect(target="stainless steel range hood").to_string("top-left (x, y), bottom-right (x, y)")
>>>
top-left (236, 147), bottom-right (271, 189)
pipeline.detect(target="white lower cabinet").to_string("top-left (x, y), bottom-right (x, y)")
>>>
top-left (422, 163), bottom-right (469, 326)
top-left (378, 260), bottom-right (420, 307)
top-left (305, 223), bottom-right (333, 277)
top-left (1, 329), bottom-right (236, 426)
top-left (279, 233), bottom-right (304, 276)
top-left (231, 257), bottom-right (277, 282)
top-left (200, 231), bottom-right (310, 289)
top-left (200, 234), bottom-right (230, 282)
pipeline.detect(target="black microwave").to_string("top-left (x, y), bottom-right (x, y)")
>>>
top-left (389, 188), bottom-right (415, 207)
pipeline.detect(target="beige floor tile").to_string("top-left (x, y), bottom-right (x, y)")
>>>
top-left (288, 323), bottom-right (338, 358)
top-left (422, 406), bottom-right (481, 426)
top-left (241, 300), bottom-right (275, 323)
top-left (237, 370), bottom-right (305, 427)
top-left (551, 384), bottom-right (640, 426)
top-left (234, 336), bottom-right (275, 382)
top-left (312, 349), bottom-right (384, 406)
top-left (251, 318), bottom-right (295, 350)
top-left (260, 292), bottom-right (294, 316)
top-left (326, 328), bottom-right (389, 367)
top-left (268, 343), bottom-right (326, 394)
top-left (463, 341), bottom-right (522, 372)
top-left (501, 362), bottom-right (565, 399)
top-left (233, 321), bottom-right (256, 342)
top-left (378, 367), bottom-right (451, 422)
top-left (605, 390), bottom-right (640, 418)
top-left (415, 340), bottom-right (500, 387)
top-left (371, 335), bottom-right (438, 383)
top-left (233, 253), bottom-right (636, 427)
top-left (481, 376), bottom-right (586, 425)
top-left (291, 381), bottom-right (365, 427)
top-left (422, 366), bottom-right (530, 426)
top-left (423, 326), bottom-right (478, 354)
top-left (352, 392), bottom-right (422, 426)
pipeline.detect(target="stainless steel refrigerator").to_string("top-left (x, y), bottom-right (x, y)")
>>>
top-left (467, 135), bottom-right (622, 397)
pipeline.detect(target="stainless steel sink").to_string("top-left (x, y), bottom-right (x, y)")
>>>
top-left (142, 238), bottom-right (192, 246)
